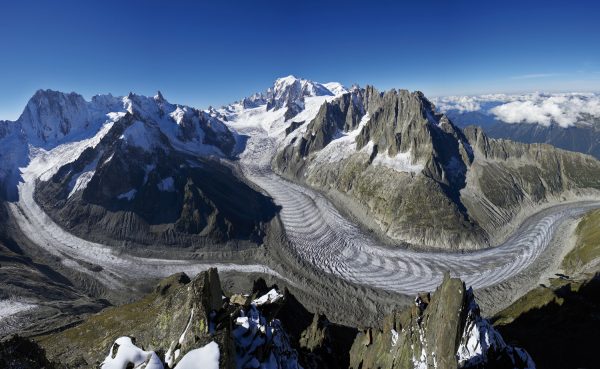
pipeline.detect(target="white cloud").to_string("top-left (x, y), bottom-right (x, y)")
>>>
top-left (510, 73), bottom-right (561, 80)
top-left (432, 95), bottom-right (482, 113)
top-left (432, 92), bottom-right (600, 127)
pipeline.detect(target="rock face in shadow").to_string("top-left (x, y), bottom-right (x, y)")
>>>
top-left (494, 275), bottom-right (600, 369)
top-left (349, 275), bottom-right (535, 369)
top-left (0, 335), bottom-right (58, 369)
top-left (34, 111), bottom-right (279, 249)
top-left (274, 86), bottom-right (600, 249)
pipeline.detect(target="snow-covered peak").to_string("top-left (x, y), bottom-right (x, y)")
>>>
top-left (235, 76), bottom-right (346, 114)
top-left (91, 93), bottom-right (124, 113)
top-left (7, 89), bottom-right (237, 158)
top-left (118, 93), bottom-right (235, 156)
top-left (270, 75), bottom-right (335, 102)
top-left (17, 89), bottom-right (94, 145)
top-left (154, 90), bottom-right (165, 102)
top-left (323, 82), bottom-right (349, 96)
top-left (122, 92), bottom-right (172, 117)
top-left (273, 75), bottom-right (301, 90)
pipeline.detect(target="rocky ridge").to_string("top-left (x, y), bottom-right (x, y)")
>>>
top-left (349, 275), bottom-right (534, 369)
top-left (273, 85), bottom-right (600, 249)
top-left (4, 269), bottom-right (535, 369)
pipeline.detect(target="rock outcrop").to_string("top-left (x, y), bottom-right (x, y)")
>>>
top-left (35, 269), bottom-right (354, 369)
top-left (349, 275), bottom-right (535, 369)
top-left (37, 269), bottom-right (231, 368)
top-left (30, 270), bottom-right (535, 369)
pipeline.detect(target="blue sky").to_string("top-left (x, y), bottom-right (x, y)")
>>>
top-left (1, 0), bottom-right (599, 119)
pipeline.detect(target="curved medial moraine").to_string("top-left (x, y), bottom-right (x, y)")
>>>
top-left (237, 124), bottom-right (600, 294)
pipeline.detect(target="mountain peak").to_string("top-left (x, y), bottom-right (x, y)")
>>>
top-left (154, 90), bottom-right (165, 102)
top-left (274, 74), bottom-right (299, 85)
top-left (17, 89), bottom-right (92, 145)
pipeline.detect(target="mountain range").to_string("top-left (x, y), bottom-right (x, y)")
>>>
top-left (432, 93), bottom-right (600, 160)
top-left (1, 76), bottom-right (600, 369)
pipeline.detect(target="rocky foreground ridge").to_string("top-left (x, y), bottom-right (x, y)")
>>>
top-left (0, 269), bottom-right (533, 369)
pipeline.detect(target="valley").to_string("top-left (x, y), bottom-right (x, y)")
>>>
top-left (0, 77), bottom-right (599, 369)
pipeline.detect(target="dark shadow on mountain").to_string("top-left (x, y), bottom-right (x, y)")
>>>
top-left (494, 274), bottom-right (600, 369)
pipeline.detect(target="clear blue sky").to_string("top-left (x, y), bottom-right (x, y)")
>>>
top-left (1, 0), bottom-right (599, 119)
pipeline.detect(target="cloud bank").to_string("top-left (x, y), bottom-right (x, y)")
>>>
top-left (432, 93), bottom-right (600, 127)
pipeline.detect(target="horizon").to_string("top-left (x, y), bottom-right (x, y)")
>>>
top-left (3, 79), bottom-right (600, 122)
top-left (2, 0), bottom-right (600, 119)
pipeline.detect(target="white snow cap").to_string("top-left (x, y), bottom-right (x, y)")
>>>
top-left (100, 337), bottom-right (163, 369)
top-left (271, 75), bottom-right (344, 98)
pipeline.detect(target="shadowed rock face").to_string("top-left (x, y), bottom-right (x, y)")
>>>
top-left (0, 335), bottom-right (58, 369)
top-left (34, 112), bottom-right (279, 248)
top-left (494, 275), bottom-right (600, 369)
top-left (274, 87), bottom-right (600, 249)
top-left (349, 275), bottom-right (534, 369)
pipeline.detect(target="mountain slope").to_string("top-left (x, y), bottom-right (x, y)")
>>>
top-left (273, 86), bottom-right (600, 249)
top-left (1, 90), bottom-right (279, 248)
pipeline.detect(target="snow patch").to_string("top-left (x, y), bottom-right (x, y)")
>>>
top-left (101, 336), bottom-right (163, 369)
top-left (233, 303), bottom-right (301, 369)
top-left (67, 156), bottom-right (100, 198)
top-left (0, 299), bottom-right (36, 320)
top-left (117, 189), bottom-right (137, 201)
top-left (457, 290), bottom-right (536, 369)
top-left (323, 82), bottom-right (349, 96)
top-left (174, 341), bottom-right (220, 369)
top-left (119, 120), bottom-right (158, 151)
top-left (252, 289), bottom-right (283, 306)
top-left (307, 112), bottom-right (370, 168)
top-left (68, 170), bottom-right (95, 198)
top-left (371, 148), bottom-right (424, 174)
top-left (170, 107), bottom-right (187, 125)
top-left (157, 177), bottom-right (175, 192)
top-left (391, 329), bottom-right (399, 347)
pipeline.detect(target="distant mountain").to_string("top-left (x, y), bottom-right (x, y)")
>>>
top-left (240, 75), bottom-right (347, 119)
top-left (432, 93), bottom-right (600, 160)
